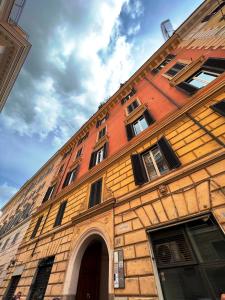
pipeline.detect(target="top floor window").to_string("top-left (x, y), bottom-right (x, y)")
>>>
top-left (76, 148), bottom-right (83, 158)
top-left (96, 113), bottom-right (109, 128)
top-left (121, 88), bottom-right (136, 105)
top-left (127, 100), bottom-right (139, 114)
top-left (201, 2), bottom-right (225, 22)
top-left (152, 54), bottom-right (176, 74)
top-left (165, 62), bottom-right (187, 77)
top-left (62, 148), bottom-right (72, 160)
top-left (77, 132), bottom-right (89, 146)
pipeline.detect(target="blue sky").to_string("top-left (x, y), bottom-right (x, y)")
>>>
top-left (0, 0), bottom-right (203, 208)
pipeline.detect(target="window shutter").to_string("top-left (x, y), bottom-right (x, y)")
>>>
top-left (62, 171), bottom-right (71, 188)
top-left (96, 120), bottom-right (100, 128)
top-left (54, 201), bottom-right (67, 227)
top-left (203, 57), bottom-right (225, 74)
top-left (89, 151), bottom-right (97, 169)
top-left (126, 124), bottom-right (134, 141)
top-left (176, 82), bottom-right (199, 95)
top-left (89, 179), bottom-right (102, 208)
top-left (103, 142), bottom-right (109, 159)
top-left (158, 137), bottom-right (181, 169)
top-left (143, 109), bottom-right (155, 126)
top-left (211, 100), bottom-right (225, 117)
top-left (105, 112), bottom-right (109, 120)
top-left (131, 154), bottom-right (148, 185)
top-left (31, 216), bottom-right (43, 239)
top-left (42, 187), bottom-right (52, 203)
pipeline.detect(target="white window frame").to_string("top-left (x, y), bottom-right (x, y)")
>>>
top-left (133, 116), bottom-right (148, 136)
top-left (187, 69), bottom-right (219, 88)
top-left (95, 147), bottom-right (104, 165)
top-left (126, 99), bottom-right (140, 115)
top-left (68, 169), bottom-right (77, 185)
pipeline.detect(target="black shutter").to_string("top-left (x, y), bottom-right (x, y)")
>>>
top-left (96, 120), bottom-right (100, 128)
top-left (203, 57), bottom-right (225, 74)
top-left (62, 171), bottom-right (71, 188)
top-left (143, 109), bottom-right (155, 125)
top-left (103, 142), bottom-right (109, 159)
top-left (176, 82), bottom-right (199, 95)
top-left (54, 201), bottom-right (67, 227)
top-left (89, 179), bottom-right (102, 208)
top-left (105, 112), bottom-right (109, 119)
top-left (89, 151), bottom-right (97, 169)
top-left (126, 124), bottom-right (134, 141)
top-left (131, 154), bottom-right (148, 185)
top-left (42, 186), bottom-right (52, 203)
top-left (158, 137), bottom-right (181, 169)
top-left (31, 216), bottom-right (43, 239)
top-left (211, 100), bottom-right (225, 117)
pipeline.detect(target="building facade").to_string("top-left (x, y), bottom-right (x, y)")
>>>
top-left (0, 154), bottom-right (61, 290)
top-left (0, 0), bottom-right (31, 111)
top-left (1, 0), bottom-right (225, 299)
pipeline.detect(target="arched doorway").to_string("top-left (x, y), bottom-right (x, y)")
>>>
top-left (76, 236), bottom-right (109, 300)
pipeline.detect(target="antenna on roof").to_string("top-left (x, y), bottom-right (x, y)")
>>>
top-left (161, 19), bottom-right (174, 41)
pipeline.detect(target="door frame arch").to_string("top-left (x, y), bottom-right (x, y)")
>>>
top-left (63, 226), bottom-right (113, 299)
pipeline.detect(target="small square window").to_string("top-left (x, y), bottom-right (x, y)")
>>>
top-left (127, 100), bottom-right (139, 114)
top-left (165, 63), bottom-right (187, 77)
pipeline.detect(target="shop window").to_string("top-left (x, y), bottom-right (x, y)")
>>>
top-left (42, 184), bottom-right (55, 203)
top-left (89, 178), bottom-right (102, 208)
top-left (121, 88), bottom-right (136, 105)
top-left (54, 201), bottom-right (67, 227)
top-left (127, 100), bottom-right (139, 114)
top-left (211, 100), bottom-right (225, 117)
top-left (152, 54), bottom-right (176, 74)
top-left (176, 57), bottom-right (225, 95)
top-left (165, 62), bottom-right (187, 77)
top-left (125, 109), bottom-right (155, 141)
top-left (89, 143), bottom-right (108, 169)
top-left (31, 216), bottom-right (43, 239)
top-left (62, 166), bottom-right (79, 188)
top-left (131, 137), bottom-right (180, 185)
top-left (150, 215), bottom-right (225, 300)
top-left (28, 256), bottom-right (54, 300)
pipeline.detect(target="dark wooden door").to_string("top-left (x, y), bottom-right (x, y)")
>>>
top-left (76, 241), bottom-right (102, 300)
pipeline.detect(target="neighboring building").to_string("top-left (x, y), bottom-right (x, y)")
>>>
top-left (0, 154), bottom-right (61, 289)
top-left (0, 0), bottom-right (31, 111)
top-left (1, 0), bottom-right (225, 299)
top-left (161, 19), bottom-right (174, 41)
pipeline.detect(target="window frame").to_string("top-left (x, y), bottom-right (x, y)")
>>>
top-left (98, 126), bottom-right (106, 140)
top-left (126, 99), bottom-right (140, 115)
top-left (54, 201), bottom-right (67, 227)
top-left (89, 178), bottom-right (103, 208)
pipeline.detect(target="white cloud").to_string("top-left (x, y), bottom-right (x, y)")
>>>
top-left (0, 182), bottom-right (18, 208)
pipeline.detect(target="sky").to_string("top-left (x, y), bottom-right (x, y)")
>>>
top-left (0, 0), bottom-right (204, 208)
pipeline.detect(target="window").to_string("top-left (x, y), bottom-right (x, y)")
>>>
top-left (4, 275), bottom-right (21, 300)
top-left (31, 216), bottom-right (43, 239)
top-left (96, 113), bottom-right (109, 127)
top-left (150, 215), bottom-right (225, 300)
top-left (42, 185), bottom-right (55, 203)
top-left (54, 201), bottom-right (67, 227)
top-left (58, 165), bottom-right (64, 174)
top-left (131, 137), bottom-right (181, 185)
top-left (211, 100), bottom-right (225, 117)
top-left (2, 238), bottom-right (9, 251)
top-left (62, 148), bottom-right (72, 160)
top-left (165, 62), bottom-right (187, 77)
top-left (121, 88), bottom-right (136, 105)
top-left (201, 2), bottom-right (225, 22)
top-left (62, 166), bottom-right (79, 188)
top-left (152, 54), bottom-right (176, 74)
top-left (28, 257), bottom-right (54, 300)
top-left (126, 109), bottom-right (155, 141)
top-left (127, 100), bottom-right (139, 114)
top-left (98, 127), bottom-right (106, 140)
top-left (89, 143), bottom-right (108, 169)
top-left (11, 232), bottom-right (19, 245)
top-left (76, 148), bottom-right (82, 158)
top-left (177, 58), bottom-right (225, 95)
top-left (89, 179), bottom-right (102, 208)
top-left (77, 132), bottom-right (89, 146)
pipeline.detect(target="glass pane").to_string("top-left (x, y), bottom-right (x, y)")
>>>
top-left (188, 78), bottom-right (206, 88)
top-left (142, 153), bottom-right (158, 180)
top-left (204, 264), bottom-right (225, 300)
top-left (187, 219), bottom-right (225, 262)
top-left (152, 147), bottom-right (169, 175)
top-left (196, 71), bottom-right (217, 82)
top-left (139, 117), bottom-right (148, 131)
top-left (160, 266), bottom-right (212, 300)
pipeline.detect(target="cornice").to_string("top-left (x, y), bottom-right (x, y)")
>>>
top-left (32, 75), bottom-right (225, 217)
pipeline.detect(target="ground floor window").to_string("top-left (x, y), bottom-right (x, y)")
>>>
top-left (28, 256), bottom-right (55, 300)
top-left (150, 215), bottom-right (225, 300)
